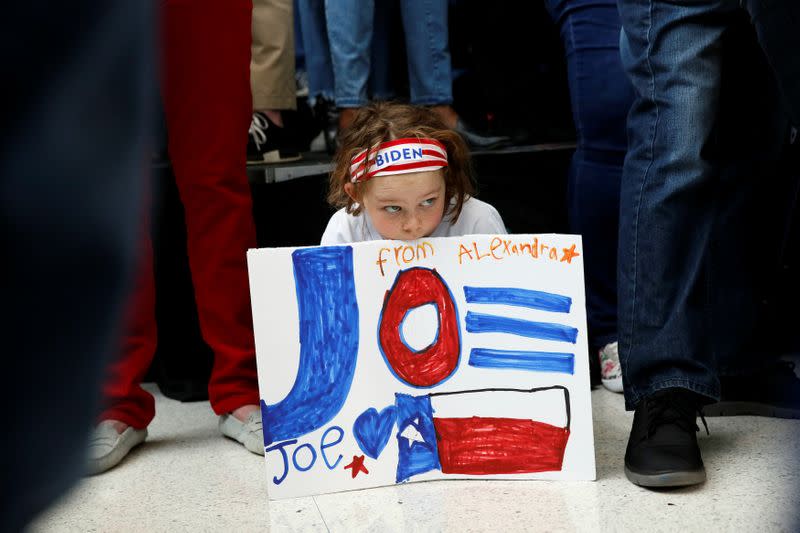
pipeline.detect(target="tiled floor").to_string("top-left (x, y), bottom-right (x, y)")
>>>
top-left (30, 384), bottom-right (800, 532)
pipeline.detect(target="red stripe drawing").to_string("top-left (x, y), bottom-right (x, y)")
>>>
top-left (433, 417), bottom-right (570, 475)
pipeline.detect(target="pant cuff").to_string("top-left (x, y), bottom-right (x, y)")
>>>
top-left (412, 96), bottom-right (453, 106)
top-left (211, 392), bottom-right (261, 416)
top-left (335, 98), bottom-right (369, 108)
top-left (98, 406), bottom-right (153, 430)
top-left (252, 91), bottom-right (297, 111)
top-left (624, 378), bottom-right (719, 411)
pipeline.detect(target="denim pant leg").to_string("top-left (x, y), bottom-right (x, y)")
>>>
top-left (399, 0), bottom-right (452, 105)
top-left (369, 0), bottom-right (396, 101)
top-left (745, 0), bottom-right (800, 124)
top-left (548, 0), bottom-right (635, 353)
top-left (617, 0), bottom-right (738, 409)
top-left (708, 19), bottom-right (789, 377)
top-left (325, 0), bottom-right (373, 107)
top-left (297, 0), bottom-right (335, 102)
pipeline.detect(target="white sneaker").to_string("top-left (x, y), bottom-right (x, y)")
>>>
top-left (219, 411), bottom-right (264, 456)
top-left (86, 420), bottom-right (147, 475)
top-left (599, 341), bottom-right (623, 393)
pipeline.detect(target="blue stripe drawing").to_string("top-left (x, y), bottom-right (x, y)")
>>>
top-left (261, 246), bottom-right (360, 446)
top-left (463, 286), bottom-right (572, 313)
top-left (465, 311), bottom-right (578, 343)
top-left (469, 348), bottom-right (575, 374)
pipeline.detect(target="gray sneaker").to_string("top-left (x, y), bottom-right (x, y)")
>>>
top-left (86, 421), bottom-right (147, 475)
top-left (599, 341), bottom-right (623, 393)
top-left (219, 411), bottom-right (264, 456)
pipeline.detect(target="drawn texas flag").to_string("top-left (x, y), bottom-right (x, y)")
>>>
top-left (394, 386), bottom-right (571, 482)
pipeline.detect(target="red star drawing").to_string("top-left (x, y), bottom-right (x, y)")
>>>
top-left (560, 244), bottom-right (581, 264)
top-left (343, 455), bottom-right (369, 478)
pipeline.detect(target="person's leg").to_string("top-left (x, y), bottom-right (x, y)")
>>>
top-left (1, 1), bottom-right (151, 526)
top-left (160, 0), bottom-right (260, 419)
top-left (369, 0), bottom-right (396, 101)
top-left (251, 0), bottom-right (296, 113)
top-left (325, 0), bottom-right (374, 129)
top-left (297, 0), bottom-right (338, 153)
top-left (98, 227), bottom-right (158, 430)
top-left (87, 220), bottom-right (155, 475)
top-left (735, 2), bottom-right (800, 416)
top-left (744, 0), bottom-right (800, 124)
top-left (618, 0), bottom-right (737, 487)
top-left (711, 17), bottom-right (788, 371)
top-left (399, 0), bottom-right (452, 106)
top-left (618, 0), bottom-right (736, 409)
top-left (91, 0), bottom-right (262, 471)
top-left (398, 0), bottom-right (509, 148)
top-left (249, 0), bottom-right (300, 163)
top-left (547, 0), bottom-right (635, 391)
top-left (703, 16), bottom-right (798, 417)
top-left (297, 0), bottom-right (335, 103)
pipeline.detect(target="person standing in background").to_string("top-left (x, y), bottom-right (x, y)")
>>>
top-left (1, 2), bottom-right (152, 529)
top-left (617, 0), bottom-right (800, 488)
top-left (545, 0), bottom-right (635, 393)
top-left (88, 0), bottom-right (265, 475)
top-left (325, 0), bottom-right (508, 149)
top-left (249, 0), bottom-right (302, 163)
top-left (296, 0), bottom-right (395, 153)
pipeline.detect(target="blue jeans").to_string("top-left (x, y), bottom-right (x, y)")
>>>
top-left (296, 0), bottom-right (335, 102)
top-left (744, 0), bottom-right (800, 124)
top-left (546, 0), bottom-right (635, 353)
top-left (325, 0), bottom-right (452, 107)
top-left (299, 0), bottom-right (394, 103)
top-left (617, 0), bottom-right (796, 409)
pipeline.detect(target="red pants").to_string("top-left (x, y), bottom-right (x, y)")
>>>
top-left (100, 0), bottom-right (259, 429)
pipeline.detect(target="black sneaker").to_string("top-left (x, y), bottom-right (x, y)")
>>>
top-left (454, 119), bottom-right (511, 151)
top-left (312, 97), bottom-right (339, 155)
top-left (624, 387), bottom-right (709, 488)
top-left (247, 112), bottom-right (301, 165)
top-left (703, 360), bottom-right (800, 419)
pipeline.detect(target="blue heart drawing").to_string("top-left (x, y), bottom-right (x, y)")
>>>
top-left (353, 406), bottom-right (397, 459)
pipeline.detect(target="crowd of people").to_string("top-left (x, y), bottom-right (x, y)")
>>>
top-left (4, 0), bottom-right (799, 530)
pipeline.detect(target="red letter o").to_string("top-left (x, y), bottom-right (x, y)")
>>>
top-left (378, 268), bottom-right (460, 387)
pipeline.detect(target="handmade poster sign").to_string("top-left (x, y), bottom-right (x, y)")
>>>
top-left (247, 234), bottom-right (596, 500)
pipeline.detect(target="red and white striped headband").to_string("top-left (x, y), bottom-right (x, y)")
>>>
top-left (349, 137), bottom-right (448, 183)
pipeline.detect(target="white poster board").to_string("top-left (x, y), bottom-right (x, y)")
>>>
top-left (247, 234), bottom-right (595, 500)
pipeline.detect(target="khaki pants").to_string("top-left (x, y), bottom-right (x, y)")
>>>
top-left (251, 0), bottom-right (296, 110)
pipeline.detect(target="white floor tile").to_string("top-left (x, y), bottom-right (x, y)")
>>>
top-left (28, 385), bottom-right (800, 532)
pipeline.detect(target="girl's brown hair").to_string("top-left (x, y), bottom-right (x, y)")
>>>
top-left (327, 101), bottom-right (475, 222)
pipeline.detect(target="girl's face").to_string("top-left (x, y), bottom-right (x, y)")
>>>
top-left (349, 169), bottom-right (447, 241)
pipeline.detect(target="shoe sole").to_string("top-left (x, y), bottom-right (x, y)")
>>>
top-left (601, 378), bottom-right (623, 393)
top-left (466, 139), bottom-right (513, 152)
top-left (703, 401), bottom-right (800, 419)
top-left (247, 150), bottom-right (302, 165)
top-left (624, 465), bottom-right (706, 488)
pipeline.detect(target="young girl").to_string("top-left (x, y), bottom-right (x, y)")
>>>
top-left (322, 102), bottom-right (507, 245)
